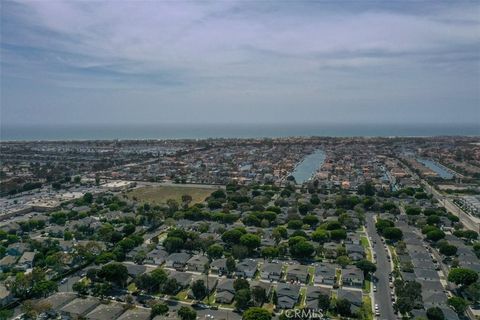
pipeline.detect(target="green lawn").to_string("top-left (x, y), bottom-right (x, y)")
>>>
top-left (361, 295), bottom-right (374, 320)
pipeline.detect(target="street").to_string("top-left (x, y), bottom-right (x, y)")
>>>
top-left (365, 212), bottom-right (397, 320)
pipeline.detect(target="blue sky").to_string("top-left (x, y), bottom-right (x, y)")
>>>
top-left (1, 1), bottom-right (479, 126)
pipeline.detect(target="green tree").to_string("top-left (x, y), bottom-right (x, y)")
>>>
top-left (355, 259), bottom-right (377, 276)
top-left (207, 244), bottom-right (224, 260)
top-left (151, 303), bottom-right (169, 317)
top-left (448, 268), bottom-right (479, 286)
top-left (383, 227), bottom-right (403, 241)
top-left (448, 296), bottom-right (468, 314)
top-left (439, 243), bottom-right (457, 256)
top-left (240, 234), bottom-right (261, 251)
top-left (99, 263), bottom-right (128, 287)
top-left (318, 293), bottom-right (330, 311)
top-left (163, 236), bottom-right (184, 253)
top-left (251, 286), bottom-right (266, 306)
top-left (235, 288), bottom-right (251, 310)
top-left (242, 307), bottom-right (272, 320)
top-left (72, 281), bottom-right (88, 295)
top-left (290, 240), bottom-right (315, 259)
top-left (335, 298), bottom-right (351, 316)
top-left (426, 307), bottom-right (444, 320)
top-left (191, 280), bottom-right (207, 300)
top-left (426, 229), bottom-right (445, 242)
top-left (177, 306), bottom-right (197, 320)
top-left (234, 278), bottom-right (250, 292)
top-left (226, 256), bottom-right (236, 274)
top-left (336, 255), bottom-right (351, 268)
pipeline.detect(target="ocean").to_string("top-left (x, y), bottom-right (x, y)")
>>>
top-left (1, 123), bottom-right (478, 141)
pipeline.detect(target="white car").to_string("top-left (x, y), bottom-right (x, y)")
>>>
top-left (374, 304), bottom-right (379, 310)
top-left (373, 285), bottom-right (377, 292)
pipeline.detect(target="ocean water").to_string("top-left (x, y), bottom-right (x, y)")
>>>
top-left (1, 123), bottom-right (479, 141)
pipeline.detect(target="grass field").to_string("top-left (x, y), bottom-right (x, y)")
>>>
top-left (127, 185), bottom-right (216, 205)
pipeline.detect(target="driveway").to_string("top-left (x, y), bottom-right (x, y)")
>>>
top-left (365, 212), bottom-right (397, 320)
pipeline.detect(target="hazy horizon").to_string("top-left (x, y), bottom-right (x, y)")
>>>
top-left (1, 1), bottom-right (480, 127)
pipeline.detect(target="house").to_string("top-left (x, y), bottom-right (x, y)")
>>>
top-left (167, 271), bottom-right (193, 290)
top-left (121, 262), bottom-right (148, 278)
top-left (187, 254), bottom-right (209, 272)
top-left (260, 262), bottom-right (283, 281)
top-left (337, 289), bottom-right (362, 313)
top-left (165, 252), bottom-right (191, 271)
top-left (341, 266), bottom-right (364, 288)
top-left (210, 258), bottom-right (228, 275)
top-left (0, 283), bottom-right (15, 307)
top-left (250, 280), bottom-right (273, 298)
top-left (116, 307), bottom-right (150, 320)
top-left (276, 283), bottom-right (300, 309)
top-left (305, 286), bottom-right (331, 310)
top-left (215, 278), bottom-right (235, 304)
top-left (60, 297), bottom-right (101, 319)
top-left (235, 259), bottom-right (257, 278)
top-left (6, 243), bottom-right (28, 256)
top-left (345, 244), bottom-right (365, 261)
top-left (0, 255), bottom-right (18, 271)
top-left (315, 263), bottom-right (336, 285)
top-left (17, 251), bottom-right (35, 270)
top-left (43, 292), bottom-right (77, 316)
top-left (145, 248), bottom-right (169, 265)
top-left (85, 302), bottom-right (125, 320)
top-left (286, 264), bottom-right (309, 284)
top-left (188, 275), bottom-right (218, 299)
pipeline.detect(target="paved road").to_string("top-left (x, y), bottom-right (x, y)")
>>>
top-left (365, 213), bottom-right (397, 320)
top-left (58, 275), bottom-right (81, 292)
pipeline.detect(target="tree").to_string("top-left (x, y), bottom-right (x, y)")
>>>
top-left (465, 282), bottom-right (480, 303)
top-left (99, 263), bottom-right (128, 287)
top-left (243, 307), bottom-right (272, 320)
top-left (92, 283), bottom-right (111, 298)
top-left (191, 280), bottom-right (207, 300)
top-left (426, 307), bottom-right (444, 320)
top-left (226, 256), bottom-right (236, 274)
top-left (163, 278), bottom-right (180, 295)
top-left (290, 240), bottom-right (315, 259)
top-left (207, 244), bottom-right (224, 260)
top-left (261, 246), bottom-right (279, 259)
top-left (240, 234), bottom-right (261, 251)
top-left (356, 259), bottom-right (377, 276)
top-left (123, 224), bottom-right (136, 236)
top-left (234, 279), bottom-right (250, 292)
top-left (426, 229), bottom-right (445, 242)
top-left (222, 228), bottom-right (246, 245)
top-left (330, 229), bottom-right (347, 240)
top-left (335, 298), bottom-right (351, 316)
top-left (318, 293), bottom-right (330, 311)
top-left (72, 281), bottom-right (88, 295)
top-left (163, 236), bottom-right (184, 253)
top-left (439, 243), bottom-right (457, 256)
top-left (151, 303), bottom-right (169, 317)
top-left (448, 296), bottom-right (468, 314)
top-left (448, 268), bottom-right (479, 286)
top-left (336, 256), bottom-right (351, 268)
top-left (303, 215), bottom-right (319, 227)
top-left (31, 280), bottom-right (58, 298)
top-left (251, 286), bottom-right (266, 306)
top-left (178, 306), bottom-right (197, 320)
top-left (383, 227), bottom-right (403, 241)
top-left (235, 288), bottom-right (251, 310)
top-left (312, 229), bottom-right (329, 243)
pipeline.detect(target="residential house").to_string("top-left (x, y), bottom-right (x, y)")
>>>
top-left (187, 254), bottom-right (209, 272)
top-left (215, 278), bottom-right (235, 304)
top-left (17, 251), bottom-right (35, 270)
top-left (235, 259), bottom-right (257, 278)
top-left (60, 297), bottom-right (101, 319)
top-left (314, 263), bottom-right (336, 285)
top-left (341, 266), bottom-right (364, 288)
top-left (165, 252), bottom-right (191, 271)
top-left (145, 248), bottom-right (169, 266)
top-left (276, 283), bottom-right (300, 309)
top-left (85, 302), bottom-right (125, 320)
top-left (305, 286), bottom-right (331, 310)
top-left (261, 262), bottom-right (283, 281)
top-left (210, 258), bottom-right (228, 275)
top-left (286, 264), bottom-right (309, 284)
top-left (337, 289), bottom-right (362, 314)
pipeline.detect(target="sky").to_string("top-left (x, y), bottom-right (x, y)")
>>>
top-left (1, 0), bottom-right (479, 126)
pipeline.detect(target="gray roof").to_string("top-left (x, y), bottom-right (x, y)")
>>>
top-left (85, 302), bottom-right (125, 320)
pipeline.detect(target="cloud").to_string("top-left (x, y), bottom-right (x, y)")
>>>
top-left (1, 1), bottom-right (479, 125)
